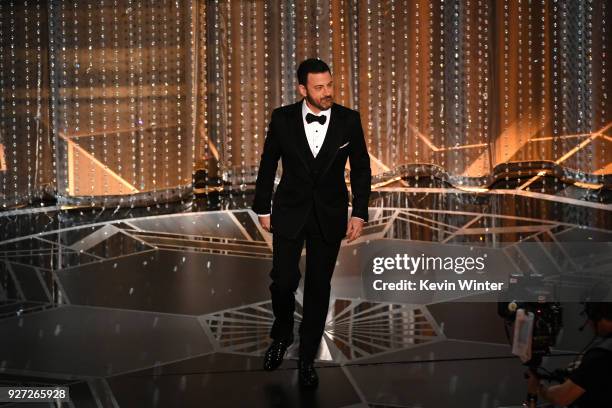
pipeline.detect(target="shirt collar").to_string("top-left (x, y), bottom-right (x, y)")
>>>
top-left (302, 98), bottom-right (331, 120)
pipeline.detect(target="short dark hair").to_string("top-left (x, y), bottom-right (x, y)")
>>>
top-left (297, 58), bottom-right (331, 86)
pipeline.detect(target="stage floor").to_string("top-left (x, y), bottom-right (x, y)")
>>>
top-left (0, 190), bottom-right (610, 407)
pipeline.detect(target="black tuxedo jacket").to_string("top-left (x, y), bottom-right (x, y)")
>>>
top-left (252, 99), bottom-right (371, 242)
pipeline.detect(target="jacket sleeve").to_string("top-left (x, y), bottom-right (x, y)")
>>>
top-left (348, 111), bottom-right (371, 222)
top-left (252, 109), bottom-right (281, 215)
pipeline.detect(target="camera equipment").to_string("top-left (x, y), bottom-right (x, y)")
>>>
top-left (498, 300), bottom-right (563, 367)
top-left (498, 276), bottom-right (563, 368)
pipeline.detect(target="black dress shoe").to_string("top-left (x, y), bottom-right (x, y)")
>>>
top-left (263, 338), bottom-right (293, 371)
top-left (298, 359), bottom-right (319, 388)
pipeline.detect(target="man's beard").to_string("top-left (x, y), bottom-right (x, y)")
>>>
top-left (306, 93), bottom-right (333, 111)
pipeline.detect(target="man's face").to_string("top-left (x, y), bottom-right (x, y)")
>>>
top-left (298, 71), bottom-right (334, 112)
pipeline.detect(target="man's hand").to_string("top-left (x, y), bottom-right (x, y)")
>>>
top-left (525, 369), bottom-right (585, 407)
top-left (258, 215), bottom-right (272, 233)
top-left (345, 217), bottom-right (365, 243)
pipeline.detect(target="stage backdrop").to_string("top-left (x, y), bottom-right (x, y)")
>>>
top-left (0, 0), bottom-right (610, 209)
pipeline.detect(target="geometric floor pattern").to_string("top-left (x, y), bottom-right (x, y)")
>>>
top-left (202, 298), bottom-right (442, 363)
top-left (202, 300), bottom-right (283, 356)
top-left (324, 299), bottom-right (442, 362)
top-left (0, 189), bottom-right (609, 407)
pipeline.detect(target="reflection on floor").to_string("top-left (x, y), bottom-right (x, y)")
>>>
top-left (202, 299), bottom-right (441, 363)
top-left (0, 190), bottom-right (609, 407)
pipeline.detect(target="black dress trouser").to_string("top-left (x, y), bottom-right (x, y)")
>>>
top-left (269, 206), bottom-right (342, 363)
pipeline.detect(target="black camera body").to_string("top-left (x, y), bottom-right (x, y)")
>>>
top-left (498, 275), bottom-right (564, 367)
top-left (498, 300), bottom-right (563, 367)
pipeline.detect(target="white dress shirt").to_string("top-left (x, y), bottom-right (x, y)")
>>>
top-left (258, 99), bottom-right (364, 223)
top-left (302, 98), bottom-right (331, 158)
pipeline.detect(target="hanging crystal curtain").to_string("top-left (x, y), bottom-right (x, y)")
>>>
top-left (492, 0), bottom-right (610, 190)
top-left (0, 0), bottom-right (610, 210)
top-left (49, 0), bottom-right (196, 207)
top-left (198, 0), bottom-right (610, 200)
top-left (0, 1), bottom-right (55, 209)
top-left (1, 0), bottom-right (196, 210)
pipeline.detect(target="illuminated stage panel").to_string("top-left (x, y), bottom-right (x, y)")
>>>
top-left (370, 190), bottom-right (610, 238)
top-left (514, 127), bottom-right (612, 177)
top-left (79, 228), bottom-right (154, 260)
top-left (127, 212), bottom-right (255, 240)
top-left (326, 301), bottom-right (442, 362)
top-left (201, 298), bottom-right (441, 364)
top-left (0, 143), bottom-right (5, 172)
top-left (0, 305), bottom-right (212, 378)
top-left (63, 127), bottom-right (188, 196)
top-left (202, 301), bottom-right (282, 356)
top-left (57, 250), bottom-right (273, 316)
top-left (58, 224), bottom-right (106, 247)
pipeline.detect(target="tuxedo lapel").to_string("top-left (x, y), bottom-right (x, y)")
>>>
top-left (315, 103), bottom-right (344, 177)
top-left (315, 103), bottom-right (342, 160)
top-left (294, 100), bottom-right (315, 171)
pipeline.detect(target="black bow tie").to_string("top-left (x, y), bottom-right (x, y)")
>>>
top-left (306, 112), bottom-right (327, 125)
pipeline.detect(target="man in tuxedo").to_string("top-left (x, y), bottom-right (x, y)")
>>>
top-left (252, 58), bottom-right (371, 387)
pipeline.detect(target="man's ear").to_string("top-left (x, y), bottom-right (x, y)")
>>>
top-left (298, 84), bottom-right (307, 98)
